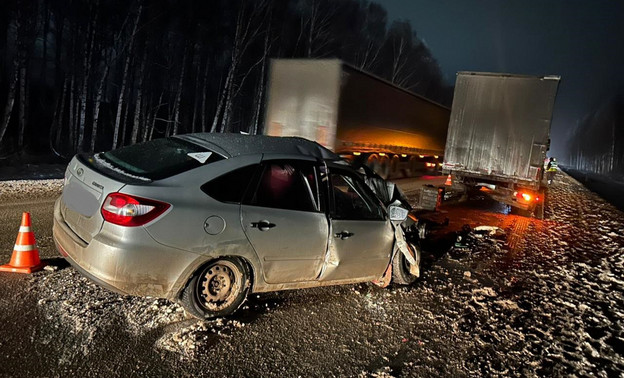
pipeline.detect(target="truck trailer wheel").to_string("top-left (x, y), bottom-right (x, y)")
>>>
top-left (533, 190), bottom-right (546, 219)
top-left (533, 203), bottom-right (544, 220)
top-left (408, 157), bottom-right (419, 177)
top-left (366, 155), bottom-right (381, 178)
top-left (389, 155), bottom-right (401, 178)
top-left (368, 155), bottom-right (390, 179)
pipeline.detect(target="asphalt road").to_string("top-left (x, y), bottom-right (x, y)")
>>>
top-left (0, 173), bottom-right (623, 376)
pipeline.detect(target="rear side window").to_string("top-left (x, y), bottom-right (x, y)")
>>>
top-left (100, 138), bottom-right (223, 180)
top-left (245, 161), bottom-right (320, 212)
top-left (202, 165), bottom-right (258, 203)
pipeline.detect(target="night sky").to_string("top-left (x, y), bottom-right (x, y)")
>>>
top-left (377, 0), bottom-right (624, 157)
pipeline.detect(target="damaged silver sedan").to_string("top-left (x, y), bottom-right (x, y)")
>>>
top-left (53, 134), bottom-right (421, 319)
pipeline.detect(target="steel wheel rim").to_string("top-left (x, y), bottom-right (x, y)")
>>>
top-left (197, 260), bottom-right (242, 312)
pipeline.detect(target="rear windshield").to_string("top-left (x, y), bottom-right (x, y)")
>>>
top-left (97, 137), bottom-right (224, 181)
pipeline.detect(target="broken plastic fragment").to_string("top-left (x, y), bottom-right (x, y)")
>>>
top-left (187, 152), bottom-right (213, 164)
top-left (474, 225), bottom-right (503, 236)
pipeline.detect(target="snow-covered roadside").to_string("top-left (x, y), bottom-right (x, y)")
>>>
top-left (0, 179), bottom-right (63, 202)
top-left (426, 171), bottom-right (624, 375)
top-left (33, 269), bottom-right (189, 353)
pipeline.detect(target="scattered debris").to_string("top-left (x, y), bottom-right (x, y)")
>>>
top-left (473, 225), bottom-right (504, 237)
top-left (472, 287), bottom-right (497, 298)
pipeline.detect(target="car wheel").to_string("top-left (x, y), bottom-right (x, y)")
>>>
top-left (391, 242), bottom-right (420, 285)
top-left (181, 257), bottom-right (250, 319)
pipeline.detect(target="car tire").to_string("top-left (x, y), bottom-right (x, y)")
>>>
top-left (391, 242), bottom-right (420, 285)
top-left (180, 257), bottom-right (251, 319)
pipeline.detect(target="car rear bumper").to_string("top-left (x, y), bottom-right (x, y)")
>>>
top-left (52, 197), bottom-right (199, 299)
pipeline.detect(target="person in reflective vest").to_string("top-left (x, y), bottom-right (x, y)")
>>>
top-left (546, 157), bottom-right (558, 184)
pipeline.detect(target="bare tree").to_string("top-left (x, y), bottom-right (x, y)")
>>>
top-left (211, 0), bottom-right (269, 133)
top-left (0, 5), bottom-right (36, 151)
top-left (0, 60), bottom-right (19, 148)
top-left (130, 51), bottom-right (147, 144)
top-left (91, 10), bottom-right (132, 151)
top-left (17, 65), bottom-right (27, 150)
top-left (200, 57), bottom-right (210, 132)
top-left (77, 1), bottom-right (99, 152)
top-left (250, 12), bottom-right (273, 135)
top-left (145, 91), bottom-right (165, 142)
top-left (40, 0), bottom-right (50, 84)
top-left (112, 4), bottom-right (142, 149)
top-left (49, 76), bottom-right (68, 157)
top-left (389, 30), bottom-right (412, 87)
top-left (190, 44), bottom-right (201, 133)
top-left (295, 0), bottom-right (335, 58)
top-left (90, 63), bottom-right (109, 152)
top-left (172, 47), bottom-right (188, 136)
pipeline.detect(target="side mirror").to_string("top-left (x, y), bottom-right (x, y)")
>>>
top-left (388, 205), bottom-right (409, 222)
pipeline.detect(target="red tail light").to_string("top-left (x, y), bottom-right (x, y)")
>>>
top-left (101, 193), bottom-right (170, 227)
top-left (514, 191), bottom-right (539, 202)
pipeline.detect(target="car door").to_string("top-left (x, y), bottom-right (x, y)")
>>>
top-left (241, 159), bottom-right (329, 284)
top-left (318, 167), bottom-right (394, 282)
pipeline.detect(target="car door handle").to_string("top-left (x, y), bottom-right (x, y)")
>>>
top-left (251, 220), bottom-right (276, 231)
top-left (334, 231), bottom-right (354, 240)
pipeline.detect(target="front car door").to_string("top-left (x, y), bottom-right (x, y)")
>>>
top-left (241, 159), bottom-right (329, 284)
top-left (318, 167), bottom-right (394, 282)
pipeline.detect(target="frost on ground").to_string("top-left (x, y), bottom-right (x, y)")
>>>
top-left (31, 267), bottom-right (255, 361)
top-left (18, 171), bottom-right (624, 376)
top-left (33, 269), bottom-right (188, 355)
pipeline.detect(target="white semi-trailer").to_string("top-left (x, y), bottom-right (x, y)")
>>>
top-left (263, 59), bottom-right (451, 179)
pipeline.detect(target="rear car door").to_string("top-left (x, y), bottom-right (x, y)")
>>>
top-left (319, 168), bottom-right (393, 282)
top-left (241, 159), bottom-right (328, 284)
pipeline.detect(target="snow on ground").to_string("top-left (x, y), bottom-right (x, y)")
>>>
top-left (2, 171), bottom-right (623, 376)
top-left (0, 179), bottom-right (63, 201)
top-left (411, 172), bottom-right (624, 376)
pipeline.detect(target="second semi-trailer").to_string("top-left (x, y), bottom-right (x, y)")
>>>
top-left (443, 71), bottom-right (561, 218)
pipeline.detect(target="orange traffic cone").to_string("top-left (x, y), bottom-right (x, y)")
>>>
top-left (444, 174), bottom-right (452, 186)
top-left (0, 212), bottom-right (45, 273)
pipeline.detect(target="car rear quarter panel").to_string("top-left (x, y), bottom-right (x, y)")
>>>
top-left (123, 155), bottom-right (267, 292)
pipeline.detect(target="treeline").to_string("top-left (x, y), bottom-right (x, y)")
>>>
top-left (0, 0), bottom-right (451, 162)
top-left (564, 92), bottom-right (624, 179)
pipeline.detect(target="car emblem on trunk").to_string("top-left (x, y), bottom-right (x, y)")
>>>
top-left (76, 168), bottom-right (84, 177)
